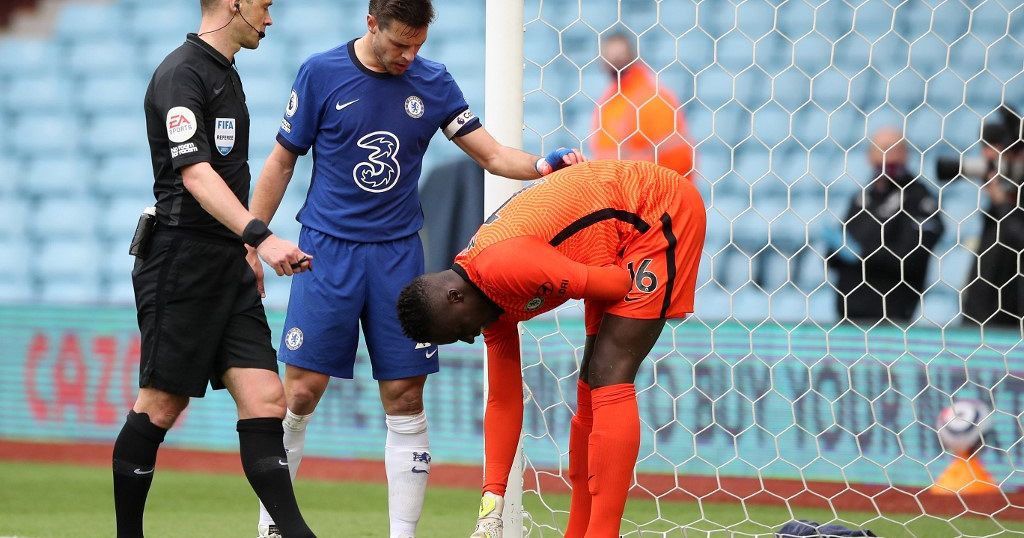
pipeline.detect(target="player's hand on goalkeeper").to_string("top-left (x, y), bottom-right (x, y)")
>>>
top-left (256, 235), bottom-right (313, 277)
top-left (535, 147), bottom-right (586, 176)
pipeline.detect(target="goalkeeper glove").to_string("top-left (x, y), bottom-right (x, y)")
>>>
top-left (535, 147), bottom-right (584, 176)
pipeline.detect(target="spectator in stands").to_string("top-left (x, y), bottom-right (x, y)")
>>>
top-left (826, 127), bottom-right (944, 323)
top-left (590, 32), bottom-right (695, 178)
top-left (961, 107), bottom-right (1024, 332)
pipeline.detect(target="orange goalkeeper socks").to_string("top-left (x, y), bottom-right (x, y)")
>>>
top-left (586, 383), bottom-right (640, 538)
top-left (564, 380), bottom-right (593, 538)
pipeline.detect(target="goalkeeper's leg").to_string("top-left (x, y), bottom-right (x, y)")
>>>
top-left (584, 315), bottom-right (666, 538)
top-left (564, 336), bottom-right (597, 538)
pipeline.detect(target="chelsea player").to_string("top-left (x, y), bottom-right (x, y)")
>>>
top-left (249, 1), bottom-right (584, 537)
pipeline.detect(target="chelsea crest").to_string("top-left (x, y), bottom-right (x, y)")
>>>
top-left (405, 95), bottom-right (425, 118)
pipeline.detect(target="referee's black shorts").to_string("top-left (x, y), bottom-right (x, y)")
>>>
top-left (132, 229), bottom-right (278, 397)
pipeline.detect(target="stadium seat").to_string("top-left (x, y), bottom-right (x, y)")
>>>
top-left (0, 38), bottom-right (60, 78)
top-left (139, 36), bottom-right (189, 77)
top-left (262, 274), bottom-right (293, 311)
top-left (94, 155), bottom-right (154, 199)
top-left (716, 34), bottom-right (755, 75)
top-left (272, 3), bottom-right (348, 42)
top-left (21, 157), bottom-right (90, 199)
top-left (83, 112), bottom-right (150, 159)
top-left (11, 115), bottom-right (80, 157)
top-left (67, 39), bottom-right (137, 78)
top-left (77, 74), bottom-right (150, 117)
top-left (128, 3), bottom-right (198, 42)
top-left (37, 238), bottom-right (103, 304)
top-left (235, 37), bottom-right (295, 81)
top-left (731, 283), bottom-right (772, 322)
top-left (751, 106), bottom-right (790, 149)
top-left (0, 239), bottom-right (34, 303)
top-left (791, 34), bottom-right (832, 76)
top-left (771, 68), bottom-right (811, 113)
top-left (0, 157), bottom-right (19, 197)
top-left (100, 196), bottom-right (150, 242)
top-left (54, 3), bottom-right (126, 43)
top-left (31, 198), bottom-right (98, 241)
top-left (4, 74), bottom-right (71, 114)
top-left (101, 238), bottom-right (138, 306)
top-left (250, 113), bottom-right (285, 158)
top-left (0, 197), bottom-right (31, 241)
top-left (811, 69), bottom-right (851, 112)
top-left (243, 73), bottom-right (292, 113)
top-left (887, 70), bottom-right (926, 109)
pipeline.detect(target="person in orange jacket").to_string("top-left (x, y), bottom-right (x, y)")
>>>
top-left (590, 33), bottom-right (696, 179)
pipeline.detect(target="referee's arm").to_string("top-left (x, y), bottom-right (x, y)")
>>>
top-left (182, 162), bottom-right (310, 276)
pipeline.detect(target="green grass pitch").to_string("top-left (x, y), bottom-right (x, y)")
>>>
top-left (0, 461), bottom-right (1020, 537)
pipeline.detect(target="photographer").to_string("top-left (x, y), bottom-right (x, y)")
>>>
top-left (954, 107), bottom-right (1024, 332)
top-left (827, 128), bottom-right (944, 323)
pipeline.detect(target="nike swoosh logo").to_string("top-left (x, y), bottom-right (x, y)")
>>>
top-left (623, 296), bottom-right (643, 302)
top-left (336, 99), bottom-right (359, 111)
top-left (213, 85), bottom-right (225, 95)
top-left (278, 459), bottom-right (289, 466)
top-left (412, 467), bottom-right (429, 474)
top-left (425, 350), bottom-right (437, 359)
top-left (134, 468), bottom-right (154, 475)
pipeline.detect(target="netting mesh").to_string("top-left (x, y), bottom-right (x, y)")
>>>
top-left (513, 0), bottom-right (1024, 536)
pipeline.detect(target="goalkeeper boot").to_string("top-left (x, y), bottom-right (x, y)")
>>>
top-left (470, 492), bottom-right (504, 538)
top-left (257, 524), bottom-right (282, 538)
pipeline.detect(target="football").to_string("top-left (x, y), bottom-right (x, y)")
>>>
top-left (936, 400), bottom-right (993, 455)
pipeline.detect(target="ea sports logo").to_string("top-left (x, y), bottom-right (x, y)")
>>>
top-left (166, 106), bottom-right (197, 143)
top-left (285, 327), bottom-right (303, 351)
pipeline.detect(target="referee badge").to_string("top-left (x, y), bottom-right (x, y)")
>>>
top-left (214, 118), bottom-right (236, 156)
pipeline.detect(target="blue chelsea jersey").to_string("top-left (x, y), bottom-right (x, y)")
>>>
top-left (276, 39), bottom-right (481, 242)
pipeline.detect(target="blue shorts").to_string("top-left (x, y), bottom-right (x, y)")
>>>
top-left (279, 227), bottom-right (440, 380)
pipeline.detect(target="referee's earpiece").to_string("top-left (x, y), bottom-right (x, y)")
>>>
top-left (234, 0), bottom-right (267, 39)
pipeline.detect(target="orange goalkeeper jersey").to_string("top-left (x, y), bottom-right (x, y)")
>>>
top-left (453, 160), bottom-right (704, 324)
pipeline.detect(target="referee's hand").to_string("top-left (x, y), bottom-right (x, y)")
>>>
top-left (256, 235), bottom-right (313, 277)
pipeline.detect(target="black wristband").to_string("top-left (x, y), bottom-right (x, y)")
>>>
top-left (242, 218), bottom-right (273, 248)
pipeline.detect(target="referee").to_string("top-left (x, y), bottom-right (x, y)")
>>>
top-left (111, 1), bottom-right (315, 537)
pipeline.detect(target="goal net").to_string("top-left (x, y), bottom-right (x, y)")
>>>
top-left (490, 0), bottom-right (1024, 536)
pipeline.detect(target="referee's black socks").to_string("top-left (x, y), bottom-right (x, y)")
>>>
top-left (238, 417), bottom-right (316, 538)
top-left (112, 410), bottom-right (167, 538)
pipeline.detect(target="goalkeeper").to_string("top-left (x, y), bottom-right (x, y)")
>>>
top-left (397, 160), bottom-right (706, 538)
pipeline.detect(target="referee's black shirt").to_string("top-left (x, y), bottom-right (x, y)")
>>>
top-left (144, 33), bottom-right (252, 240)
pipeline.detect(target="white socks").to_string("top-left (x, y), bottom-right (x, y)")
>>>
top-left (258, 409), bottom-right (313, 528)
top-left (385, 411), bottom-right (430, 538)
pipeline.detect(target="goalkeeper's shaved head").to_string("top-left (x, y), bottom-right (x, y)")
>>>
top-left (397, 270), bottom-right (502, 346)
top-left (369, 0), bottom-right (436, 30)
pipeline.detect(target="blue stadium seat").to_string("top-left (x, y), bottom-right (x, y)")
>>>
top-left (262, 274), bottom-right (293, 311)
top-left (887, 70), bottom-right (926, 109)
top-left (965, 74), bottom-right (1003, 110)
top-left (100, 196), bottom-right (150, 242)
top-left (102, 242), bottom-right (137, 306)
top-left (55, 3), bottom-right (126, 43)
top-left (37, 238), bottom-right (103, 304)
top-left (128, 3), bottom-right (198, 42)
top-left (793, 109), bottom-right (828, 148)
top-left (811, 69), bottom-right (850, 112)
top-left (0, 197), bottom-right (31, 241)
top-left (272, 195), bottom-right (305, 244)
top-left (791, 34), bottom-right (832, 76)
top-left (751, 106), bottom-right (790, 149)
top-left (919, 288), bottom-right (960, 326)
top-left (235, 38), bottom-right (295, 81)
top-left (796, 248), bottom-right (828, 293)
top-left (139, 36), bottom-right (187, 77)
top-left (31, 198), bottom-right (98, 240)
top-left (0, 39), bottom-right (60, 78)
top-left (272, 3), bottom-right (348, 41)
top-left (927, 2), bottom-right (970, 45)
top-left (243, 74), bottom-right (292, 113)
top-left (694, 284), bottom-right (731, 321)
top-left (22, 157), bottom-right (90, 199)
top-left (834, 35), bottom-right (872, 75)
top-left (769, 284), bottom-right (812, 323)
top-left (66, 39), bottom-right (137, 78)
top-left (675, 29), bottom-right (714, 73)
top-left (0, 157), bottom-right (18, 197)
top-left (4, 74), bottom-right (71, 114)
top-left (731, 283), bottom-right (772, 322)
top-left (77, 74), bottom-right (149, 116)
top-left (772, 68), bottom-right (810, 112)
top-left (950, 38), bottom-right (988, 80)
top-left (11, 115), bottom-right (79, 157)
top-left (95, 156), bottom-right (153, 199)
top-left (0, 239), bottom-right (34, 302)
top-left (716, 108), bottom-right (751, 148)
top-left (84, 113), bottom-right (149, 158)
top-left (695, 66), bottom-right (734, 110)
top-left (828, 105), bottom-right (864, 150)
top-left (907, 34), bottom-right (947, 79)
top-left (716, 34), bottom-right (754, 75)
top-left (906, 108), bottom-right (944, 151)
top-left (250, 113), bottom-right (285, 157)
top-left (926, 70), bottom-right (966, 113)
